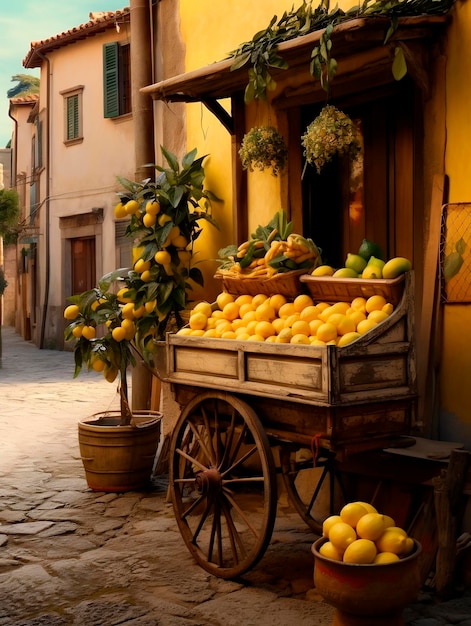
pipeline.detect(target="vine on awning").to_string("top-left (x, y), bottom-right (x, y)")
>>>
top-left (229, 0), bottom-right (456, 103)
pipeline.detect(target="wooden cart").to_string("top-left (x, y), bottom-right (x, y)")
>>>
top-left (152, 272), bottom-right (417, 578)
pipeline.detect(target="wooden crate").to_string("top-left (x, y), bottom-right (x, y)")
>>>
top-left (300, 273), bottom-right (405, 306)
top-left (155, 272), bottom-right (415, 404)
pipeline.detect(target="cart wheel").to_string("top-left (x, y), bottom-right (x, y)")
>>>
top-left (279, 445), bottom-right (347, 534)
top-left (169, 391), bottom-right (277, 579)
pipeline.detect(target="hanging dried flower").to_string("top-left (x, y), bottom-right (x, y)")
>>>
top-left (301, 105), bottom-right (361, 174)
top-left (239, 126), bottom-right (288, 176)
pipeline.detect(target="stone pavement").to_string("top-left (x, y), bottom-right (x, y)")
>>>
top-left (0, 325), bottom-right (470, 626)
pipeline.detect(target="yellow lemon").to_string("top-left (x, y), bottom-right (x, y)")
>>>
top-left (231, 318), bottom-right (245, 331)
top-left (365, 294), bottom-right (387, 313)
top-left (246, 320), bottom-right (258, 335)
top-left (255, 302), bottom-right (276, 322)
top-left (337, 331), bottom-right (361, 347)
top-left (284, 313), bottom-right (301, 328)
top-left (350, 297), bottom-right (367, 313)
top-left (322, 515), bottom-right (343, 538)
top-left (104, 366), bottom-right (119, 383)
top-left (247, 334), bottom-right (265, 342)
top-left (375, 529), bottom-right (408, 555)
top-left (82, 325), bottom-right (96, 340)
top-left (91, 358), bottom-right (106, 373)
top-left (236, 333), bottom-right (250, 341)
top-left (269, 293), bottom-right (287, 312)
top-left (252, 293), bottom-right (268, 307)
top-left (134, 258), bottom-right (151, 273)
top-left (316, 322), bottom-right (338, 343)
top-left (316, 302), bottom-right (330, 313)
top-left (265, 335), bottom-right (277, 343)
top-left (300, 305), bottom-right (319, 323)
top-left (133, 305), bottom-right (146, 319)
top-left (310, 338), bottom-right (326, 346)
top-left (255, 321), bottom-right (276, 339)
top-left (368, 310), bottom-right (389, 324)
top-left (383, 515), bottom-right (396, 528)
top-left (328, 522), bottom-right (357, 552)
top-left (216, 291), bottom-right (235, 310)
top-left (319, 541), bottom-right (343, 561)
top-left (203, 329), bottom-right (220, 338)
top-left (192, 301), bottom-right (213, 318)
top-left (309, 319), bottom-right (323, 336)
top-left (318, 305), bottom-right (335, 322)
top-left (291, 320), bottom-right (311, 337)
top-left (114, 202), bottom-right (128, 219)
top-left (124, 199), bottom-right (140, 215)
top-left (221, 330), bottom-right (237, 340)
top-left (189, 329), bottom-right (205, 337)
top-left (374, 552), bottom-right (400, 564)
top-left (277, 328), bottom-right (293, 343)
top-left (290, 333), bottom-right (310, 345)
top-left (311, 265), bottom-right (335, 276)
top-left (158, 213), bottom-right (172, 226)
top-left (72, 325), bottom-right (84, 338)
top-left (293, 293), bottom-right (314, 312)
top-left (112, 326), bottom-right (126, 342)
top-left (117, 287), bottom-right (133, 303)
top-left (239, 302), bottom-right (255, 317)
top-left (347, 310), bottom-right (366, 327)
top-left (278, 302), bottom-right (296, 319)
top-left (121, 302), bottom-right (135, 320)
top-left (154, 249), bottom-right (172, 265)
top-left (337, 317), bottom-right (357, 336)
top-left (343, 539), bottom-right (377, 564)
top-left (345, 253), bottom-right (368, 274)
top-left (354, 501), bottom-right (378, 515)
top-left (235, 294), bottom-right (253, 306)
top-left (176, 328), bottom-right (192, 336)
top-left (382, 257), bottom-right (412, 279)
top-left (143, 212), bottom-right (156, 228)
top-left (356, 513), bottom-right (389, 541)
top-left (356, 318), bottom-right (378, 335)
top-left (326, 313), bottom-right (347, 328)
top-left (382, 302), bottom-right (394, 315)
top-left (242, 310), bottom-right (257, 324)
top-left (333, 267), bottom-right (358, 278)
top-left (272, 318), bottom-right (286, 334)
top-left (145, 299), bottom-right (157, 314)
top-left (189, 312), bottom-right (208, 331)
top-left (172, 234), bottom-right (188, 248)
top-left (145, 200), bottom-right (161, 215)
top-left (223, 302), bottom-right (240, 321)
top-left (64, 304), bottom-right (80, 320)
top-left (340, 502), bottom-right (369, 529)
top-left (401, 537), bottom-right (415, 556)
top-left (140, 270), bottom-right (152, 282)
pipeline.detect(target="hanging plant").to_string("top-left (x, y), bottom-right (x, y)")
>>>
top-left (301, 104), bottom-right (361, 174)
top-left (239, 126), bottom-right (288, 176)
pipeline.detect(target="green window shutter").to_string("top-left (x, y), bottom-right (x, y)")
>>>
top-left (67, 95), bottom-right (79, 139)
top-left (103, 42), bottom-right (119, 118)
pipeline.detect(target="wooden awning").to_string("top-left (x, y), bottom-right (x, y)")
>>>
top-left (142, 15), bottom-right (448, 117)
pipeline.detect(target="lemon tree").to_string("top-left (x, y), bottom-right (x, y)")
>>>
top-left (64, 147), bottom-right (220, 424)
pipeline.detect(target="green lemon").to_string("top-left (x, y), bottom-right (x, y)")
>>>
top-left (362, 256), bottom-right (385, 279)
top-left (358, 239), bottom-right (384, 261)
top-left (345, 253), bottom-right (368, 274)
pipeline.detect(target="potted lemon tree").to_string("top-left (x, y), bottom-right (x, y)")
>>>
top-left (64, 146), bottom-right (219, 491)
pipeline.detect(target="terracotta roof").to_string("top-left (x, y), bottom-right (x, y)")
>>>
top-left (9, 95), bottom-right (39, 105)
top-left (23, 7), bottom-right (130, 69)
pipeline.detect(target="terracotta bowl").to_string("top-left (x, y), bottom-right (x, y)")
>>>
top-left (312, 536), bottom-right (422, 621)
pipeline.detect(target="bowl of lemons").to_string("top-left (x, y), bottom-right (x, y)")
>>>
top-left (312, 501), bottom-right (422, 624)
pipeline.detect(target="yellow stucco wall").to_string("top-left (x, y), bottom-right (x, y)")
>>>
top-left (177, 0), bottom-right (471, 445)
top-left (438, 0), bottom-right (471, 442)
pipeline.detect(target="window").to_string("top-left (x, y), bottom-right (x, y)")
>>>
top-left (60, 86), bottom-right (84, 144)
top-left (103, 42), bottom-right (131, 118)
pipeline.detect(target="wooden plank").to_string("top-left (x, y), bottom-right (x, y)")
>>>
top-left (417, 174), bottom-right (447, 435)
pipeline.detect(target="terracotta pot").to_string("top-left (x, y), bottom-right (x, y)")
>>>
top-left (312, 536), bottom-right (422, 626)
top-left (78, 410), bottom-right (162, 492)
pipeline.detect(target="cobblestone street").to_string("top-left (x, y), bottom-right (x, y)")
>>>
top-left (0, 326), bottom-right (470, 625)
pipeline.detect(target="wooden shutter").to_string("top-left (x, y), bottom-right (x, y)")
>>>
top-left (103, 42), bottom-right (120, 118)
top-left (66, 95), bottom-right (79, 139)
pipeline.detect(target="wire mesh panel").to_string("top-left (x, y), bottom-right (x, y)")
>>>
top-left (440, 203), bottom-right (471, 303)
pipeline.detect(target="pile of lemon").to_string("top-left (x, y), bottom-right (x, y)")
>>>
top-left (320, 501), bottom-right (415, 564)
top-left (177, 290), bottom-right (394, 347)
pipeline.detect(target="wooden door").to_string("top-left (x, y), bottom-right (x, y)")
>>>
top-left (71, 237), bottom-right (96, 294)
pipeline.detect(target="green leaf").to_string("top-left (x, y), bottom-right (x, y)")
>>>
top-left (392, 46), bottom-right (407, 81)
top-left (160, 145), bottom-right (179, 172)
top-left (230, 51), bottom-right (252, 71)
top-left (189, 266), bottom-right (204, 286)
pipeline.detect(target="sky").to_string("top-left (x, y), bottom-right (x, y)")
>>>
top-left (0, 1), bottom-right (128, 148)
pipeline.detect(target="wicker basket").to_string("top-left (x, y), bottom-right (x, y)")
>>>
top-left (214, 269), bottom-right (308, 299)
top-left (300, 273), bottom-right (406, 305)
